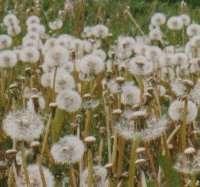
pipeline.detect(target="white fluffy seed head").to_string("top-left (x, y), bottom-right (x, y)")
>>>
top-left (26, 15), bottom-right (40, 26)
top-left (44, 46), bottom-right (69, 67)
top-left (187, 24), bottom-right (200, 38)
top-left (171, 79), bottom-right (187, 96)
top-left (49, 19), bottom-right (63, 30)
top-left (53, 70), bottom-right (75, 93)
top-left (174, 150), bottom-right (200, 175)
top-left (56, 89), bottom-right (82, 112)
top-left (17, 164), bottom-right (54, 187)
top-left (3, 14), bottom-right (19, 27)
top-left (0, 50), bottom-right (17, 68)
top-left (180, 14), bottom-right (191, 26)
top-left (190, 81), bottom-right (200, 105)
top-left (0, 34), bottom-right (12, 49)
top-left (77, 54), bottom-right (105, 76)
top-left (127, 55), bottom-right (153, 76)
top-left (41, 68), bottom-right (75, 92)
top-left (7, 24), bottom-right (21, 36)
top-left (167, 16), bottom-right (183, 31)
top-left (3, 109), bottom-right (44, 142)
top-left (27, 23), bottom-right (45, 35)
top-left (151, 13), bottom-right (166, 26)
top-left (19, 47), bottom-right (40, 63)
top-left (51, 135), bottom-right (85, 164)
top-left (116, 111), bottom-right (168, 141)
top-left (81, 165), bottom-right (107, 187)
top-left (168, 99), bottom-right (197, 123)
top-left (121, 83), bottom-right (141, 105)
top-left (149, 29), bottom-right (163, 41)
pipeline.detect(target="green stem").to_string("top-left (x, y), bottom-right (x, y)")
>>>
top-left (181, 98), bottom-right (188, 151)
top-left (87, 148), bottom-right (94, 187)
top-left (128, 138), bottom-right (139, 187)
top-left (21, 143), bottom-right (30, 187)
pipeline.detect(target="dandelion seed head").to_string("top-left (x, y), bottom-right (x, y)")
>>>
top-left (149, 28), bottom-right (163, 41)
top-left (168, 99), bottom-right (197, 123)
top-left (44, 46), bottom-right (69, 67)
top-left (20, 47), bottom-right (40, 63)
top-left (56, 89), bottom-right (82, 112)
top-left (49, 19), bottom-right (63, 31)
top-left (27, 23), bottom-right (45, 35)
top-left (167, 16), bottom-right (183, 31)
top-left (7, 24), bottom-right (21, 36)
top-left (81, 165), bottom-right (107, 187)
top-left (187, 24), bottom-right (200, 37)
top-left (116, 111), bottom-right (168, 141)
top-left (51, 135), bottom-right (85, 164)
top-left (180, 14), bottom-right (191, 26)
top-left (171, 79), bottom-right (188, 96)
top-left (3, 109), bottom-right (44, 141)
top-left (0, 34), bottom-right (12, 49)
top-left (151, 13), bottom-right (166, 26)
top-left (26, 15), bottom-right (40, 26)
top-left (17, 164), bottom-right (55, 187)
top-left (51, 69), bottom-right (75, 93)
top-left (121, 83), bottom-right (141, 105)
top-left (174, 149), bottom-right (200, 175)
top-left (127, 55), bottom-right (153, 76)
top-left (77, 54), bottom-right (105, 76)
top-left (0, 50), bottom-right (17, 68)
top-left (190, 81), bottom-right (200, 105)
top-left (3, 14), bottom-right (19, 27)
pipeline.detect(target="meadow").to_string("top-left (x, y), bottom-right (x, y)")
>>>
top-left (1, 0), bottom-right (200, 187)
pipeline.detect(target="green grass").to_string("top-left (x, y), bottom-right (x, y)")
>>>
top-left (1, 0), bottom-right (200, 38)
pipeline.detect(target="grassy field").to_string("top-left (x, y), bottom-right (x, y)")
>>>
top-left (1, 0), bottom-right (200, 187)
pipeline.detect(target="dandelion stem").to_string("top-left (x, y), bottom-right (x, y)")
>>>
top-left (105, 104), bottom-right (112, 163)
top-left (69, 164), bottom-right (77, 187)
top-left (7, 165), bottom-right (14, 187)
top-left (112, 131), bottom-right (118, 174)
top-left (116, 136), bottom-right (125, 178)
top-left (191, 175), bottom-right (196, 187)
top-left (51, 109), bottom-right (66, 143)
top-left (84, 109), bottom-right (91, 137)
top-left (21, 143), bottom-right (30, 187)
top-left (181, 98), bottom-right (188, 151)
top-left (98, 137), bottom-right (104, 165)
top-left (87, 148), bottom-right (94, 187)
top-left (167, 125), bottom-right (181, 144)
top-left (124, 9), bottom-right (145, 35)
top-left (128, 138), bottom-right (139, 187)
